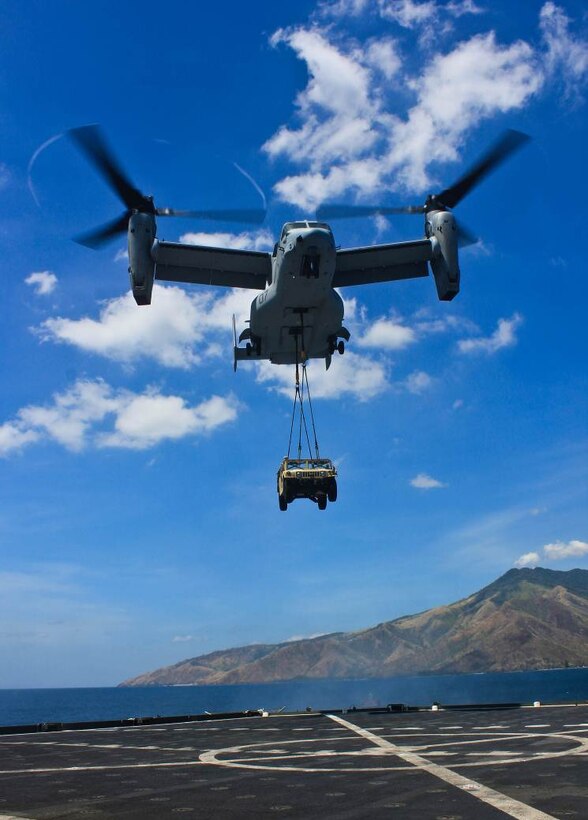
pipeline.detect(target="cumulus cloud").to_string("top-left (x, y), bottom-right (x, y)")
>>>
top-left (264, 4), bottom-right (587, 208)
top-left (357, 317), bottom-right (416, 350)
top-left (457, 313), bottom-right (523, 355)
top-left (255, 351), bottom-right (388, 401)
top-left (25, 271), bottom-right (58, 296)
top-left (514, 539), bottom-right (588, 568)
top-left (265, 27), bottom-right (383, 185)
top-left (0, 379), bottom-right (238, 456)
top-left (179, 229), bottom-right (274, 252)
top-left (410, 472), bottom-right (446, 489)
top-left (40, 287), bottom-right (205, 369)
top-left (543, 539), bottom-right (588, 560)
top-left (38, 285), bottom-right (255, 370)
top-left (514, 551), bottom-right (541, 568)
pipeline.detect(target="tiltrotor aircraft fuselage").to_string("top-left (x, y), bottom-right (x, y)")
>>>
top-left (68, 126), bottom-right (530, 370)
top-left (136, 213), bottom-right (459, 370)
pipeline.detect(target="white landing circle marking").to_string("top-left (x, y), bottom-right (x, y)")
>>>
top-left (326, 714), bottom-right (558, 820)
top-left (198, 721), bottom-right (588, 777)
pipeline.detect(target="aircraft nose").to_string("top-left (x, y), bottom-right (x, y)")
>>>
top-left (300, 228), bottom-right (334, 249)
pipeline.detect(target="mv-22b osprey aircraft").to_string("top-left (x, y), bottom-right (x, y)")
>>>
top-left (69, 126), bottom-right (529, 371)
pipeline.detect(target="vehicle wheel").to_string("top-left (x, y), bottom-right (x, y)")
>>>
top-left (278, 495), bottom-right (288, 511)
top-left (337, 340), bottom-right (345, 355)
top-left (317, 494), bottom-right (327, 510)
top-left (327, 480), bottom-right (338, 503)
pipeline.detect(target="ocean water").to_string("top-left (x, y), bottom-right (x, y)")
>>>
top-left (1, 668), bottom-right (587, 727)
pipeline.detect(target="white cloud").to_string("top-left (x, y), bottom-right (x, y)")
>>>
top-left (378, 0), bottom-right (483, 40)
top-left (38, 284), bottom-right (255, 370)
top-left (264, 20), bottom-right (543, 207)
top-left (410, 472), bottom-right (446, 489)
top-left (172, 635), bottom-right (194, 643)
top-left (388, 34), bottom-right (540, 190)
top-left (514, 538), bottom-right (588, 567)
top-left (457, 313), bottom-right (523, 354)
top-left (357, 317), bottom-right (416, 350)
top-left (0, 379), bottom-right (238, 456)
top-left (321, 0), bottom-right (482, 28)
top-left (414, 312), bottom-right (479, 336)
top-left (361, 38), bottom-right (402, 80)
top-left (264, 27), bottom-right (382, 187)
top-left (40, 287), bottom-right (205, 369)
top-left (543, 539), bottom-right (588, 560)
top-left (114, 248), bottom-right (128, 262)
top-left (255, 351), bottom-right (388, 401)
top-left (540, 2), bottom-right (588, 96)
top-left (0, 423), bottom-right (41, 455)
top-left (514, 551), bottom-right (541, 568)
top-left (265, 5), bottom-right (588, 208)
top-left (99, 393), bottom-right (239, 450)
top-left (404, 370), bottom-right (433, 394)
top-left (25, 271), bottom-right (58, 296)
top-left (179, 229), bottom-right (274, 252)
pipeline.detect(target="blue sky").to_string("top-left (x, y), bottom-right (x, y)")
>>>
top-left (1, 0), bottom-right (587, 687)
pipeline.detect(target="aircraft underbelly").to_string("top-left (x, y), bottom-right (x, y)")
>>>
top-left (250, 285), bottom-right (343, 365)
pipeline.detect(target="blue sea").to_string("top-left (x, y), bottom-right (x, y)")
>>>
top-left (1, 668), bottom-right (587, 727)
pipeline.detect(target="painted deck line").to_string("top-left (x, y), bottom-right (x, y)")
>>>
top-left (326, 713), bottom-right (557, 820)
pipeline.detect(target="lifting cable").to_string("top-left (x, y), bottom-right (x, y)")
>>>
top-left (286, 332), bottom-right (321, 460)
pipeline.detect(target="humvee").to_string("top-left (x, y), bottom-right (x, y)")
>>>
top-left (277, 458), bottom-right (338, 511)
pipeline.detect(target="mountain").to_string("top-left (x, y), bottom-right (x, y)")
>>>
top-left (120, 567), bottom-right (588, 686)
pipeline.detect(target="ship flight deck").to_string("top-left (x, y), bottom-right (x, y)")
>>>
top-left (0, 703), bottom-right (587, 818)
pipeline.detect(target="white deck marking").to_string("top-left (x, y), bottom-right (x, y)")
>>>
top-left (525, 725), bottom-right (551, 729)
top-left (326, 714), bottom-right (558, 820)
top-left (0, 760), bottom-right (205, 774)
top-left (473, 725), bottom-right (509, 729)
top-left (0, 815), bottom-right (37, 819)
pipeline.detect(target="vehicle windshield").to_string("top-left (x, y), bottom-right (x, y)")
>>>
top-left (285, 459), bottom-right (332, 469)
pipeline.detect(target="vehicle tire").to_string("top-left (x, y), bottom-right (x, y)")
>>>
top-left (337, 340), bottom-right (345, 355)
top-left (317, 494), bottom-right (327, 510)
top-left (327, 480), bottom-right (338, 503)
top-left (279, 494), bottom-right (288, 511)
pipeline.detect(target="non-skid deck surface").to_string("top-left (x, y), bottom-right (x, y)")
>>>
top-left (1, 704), bottom-right (587, 818)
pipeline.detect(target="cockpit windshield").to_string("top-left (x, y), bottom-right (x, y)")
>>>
top-left (280, 221), bottom-right (332, 242)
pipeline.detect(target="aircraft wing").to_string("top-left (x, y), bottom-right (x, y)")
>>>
top-left (332, 239), bottom-right (433, 288)
top-left (153, 240), bottom-right (271, 290)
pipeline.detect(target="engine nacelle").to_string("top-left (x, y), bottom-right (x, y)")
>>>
top-left (128, 212), bottom-right (156, 305)
top-left (426, 210), bottom-right (460, 301)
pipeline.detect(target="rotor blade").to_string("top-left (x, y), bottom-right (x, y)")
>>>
top-left (69, 125), bottom-right (147, 211)
top-left (156, 207), bottom-right (266, 224)
top-left (437, 129), bottom-right (530, 209)
top-left (316, 204), bottom-right (423, 220)
top-left (456, 221), bottom-right (479, 248)
top-left (74, 211), bottom-right (130, 248)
